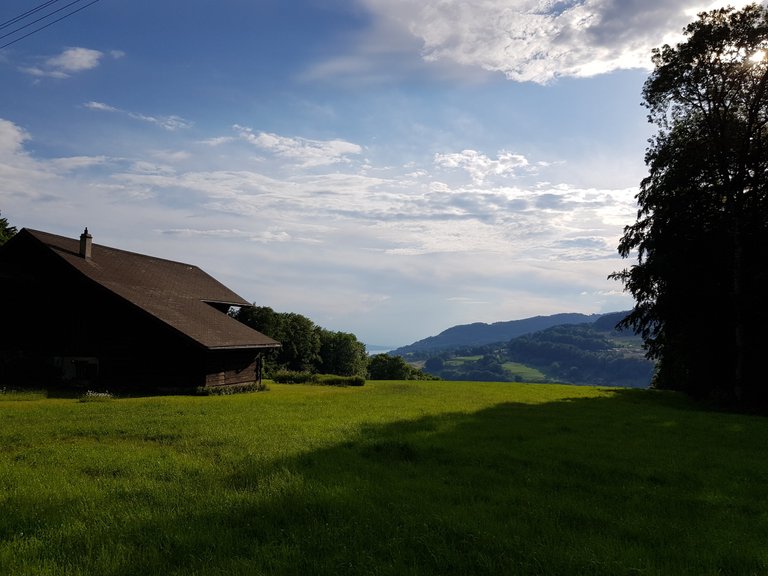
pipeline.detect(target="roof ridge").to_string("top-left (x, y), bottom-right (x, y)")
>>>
top-left (24, 228), bottom-right (202, 270)
top-left (12, 227), bottom-right (278, 349)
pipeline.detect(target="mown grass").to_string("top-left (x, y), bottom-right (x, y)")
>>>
top-left (501, 361), bottom-right (547, 381)
top-left (445, 355), bottom-right (483, 364)
top-left (1, 381), bottom-right (767, 575)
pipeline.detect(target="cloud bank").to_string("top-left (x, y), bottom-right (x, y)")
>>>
top-left (356, 0), bottom-right (759, 82)
top-left (1, 115), bottom-right (636, 342)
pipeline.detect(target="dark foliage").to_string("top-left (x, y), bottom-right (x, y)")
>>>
top-left (195, 381), bottom-right (267, 395)
top-left (270, 370), bottom-right (318, 384)
top-left (612, 4), bottom-right (768, 404)
top-left (0, 211), bottom-right (16, 247)
top-left (317, 330), bottom-right (368, 378)
top-left (270, 370), bottom-right (365, 386)
top-left (367, 354), bottom-right (437, 381)
top-left (315, 374), bottom-right (365, 387)
top-left (233, 306), bottom-right (367, 378)
top-left (505, 325), bottom-right (655, 388)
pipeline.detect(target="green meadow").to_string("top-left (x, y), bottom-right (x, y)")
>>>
top-left (1, 381), bottom-right (767, 575)
top-left (501, 362), bottom-right (547, 382)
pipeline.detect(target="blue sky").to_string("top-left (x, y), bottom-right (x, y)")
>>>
top-left (0, 0), bottom-right (753, 348)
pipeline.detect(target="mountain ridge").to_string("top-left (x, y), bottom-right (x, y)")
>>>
top-left (392, 310), bottom-right (654, 388)
top-left (391, 312), bottom-right (605, 356)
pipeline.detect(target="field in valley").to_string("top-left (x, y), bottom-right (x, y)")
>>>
top-left (1, 380), bottom-right (767, 575)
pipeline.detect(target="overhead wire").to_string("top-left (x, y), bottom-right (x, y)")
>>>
top-left (0, 0), bottom-right (63, 31)
top-left (0, 0), bottom-right (102, 51)
top-left (0, 0), bottom-right (92, 42)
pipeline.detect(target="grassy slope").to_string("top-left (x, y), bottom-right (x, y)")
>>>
top-left (444, 358), bottom-right (547, 382)
top-left (501, 361), bottom-right (547, 381)
top-left (1, 382), bottom-right (767, 575)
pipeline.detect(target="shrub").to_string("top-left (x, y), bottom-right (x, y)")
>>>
top-left (79, 390), bottom-right (114, 402)
top-left (271, 370), bottom-right (365, 387)
top-left (315, 374), bottom-right (365, 387)
top-left (271, 370), bottom-right (317, 384)
top-left (195, 381), bottom-right (268, 395)
top-left (368, 353), bottom-right (441, 381)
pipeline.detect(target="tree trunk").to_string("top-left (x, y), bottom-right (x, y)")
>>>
top-left (731, 218), bottom-right (745, 401)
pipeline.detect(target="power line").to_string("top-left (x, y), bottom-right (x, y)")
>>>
top-left (0, 0), bottom-right (63, 31)
top-left (0, 0), bottom-right (90, 43)
top-left (0, 0), bottom-right (102, 51)
top-left (0, 0), bottom-right (91, 41)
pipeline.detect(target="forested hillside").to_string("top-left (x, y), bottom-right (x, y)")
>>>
top-left (398, 312), bottom-right (655, 387)
top-left (392, 313), bottom-right (602, 355)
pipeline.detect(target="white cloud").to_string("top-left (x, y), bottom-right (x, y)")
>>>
top-left (50, 156), bottom-right (108, 172)
top-left (84, 101), bottom-right (192, 131)
top-left (19, 66), bottom-right (67, 79)
top-left (84, 101), bottom-right (119, 112)
top-left (0, 119), bottom-right (58, 195)
top-left (152, 149), bottom-right (191, 163)
top-left (161, 228), bottom-right (249, 238)
top-left (200, 136), bottom-right (236, 146)
top-left (134, 113), bottom-right (191, 131)
top-left (434, 149), bottom-right (530, 184)
top-left (356, 0), bottom-right (758, 83)
top-left (47, 47), bottom-right (102, 72)
top-left (233, 125), bottom-right (363, 168)
top-left (19, 47), bottom-right (119, 79)
top-left (0, 118), bottom-right (30, 156)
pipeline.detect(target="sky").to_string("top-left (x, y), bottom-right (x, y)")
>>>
top-left (0, 0), bottom-right (757, 348)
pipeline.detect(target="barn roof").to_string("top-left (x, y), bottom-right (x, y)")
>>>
top-left (14, 228), bottom-right (280, 351)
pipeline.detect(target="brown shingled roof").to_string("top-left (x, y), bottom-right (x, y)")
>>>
top-left (23, 228), bottom-right (280, 350)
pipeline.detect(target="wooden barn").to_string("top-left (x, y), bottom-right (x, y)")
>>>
top-left (0, 228), bottom-right (280, 391)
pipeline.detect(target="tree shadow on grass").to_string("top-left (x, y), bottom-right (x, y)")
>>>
top-left (5, 390), bottom-right (768, 575)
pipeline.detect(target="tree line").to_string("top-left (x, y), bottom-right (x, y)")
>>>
top-left (232, 306), bottom-right (435, 381)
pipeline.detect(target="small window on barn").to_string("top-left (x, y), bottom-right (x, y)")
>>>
top-left (203, 301), bottom-right (235, 314)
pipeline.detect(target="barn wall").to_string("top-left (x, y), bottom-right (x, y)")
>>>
top-left (203, 350), bottom-right (258, 387)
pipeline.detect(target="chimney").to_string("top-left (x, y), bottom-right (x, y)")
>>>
top-left (79, 228), bottom-right (92, 259)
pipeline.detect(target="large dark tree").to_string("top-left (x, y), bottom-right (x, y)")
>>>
top-left (234, 306), bottom-right (320, 373)
top-left (613, 4), bottom-right (768, 404)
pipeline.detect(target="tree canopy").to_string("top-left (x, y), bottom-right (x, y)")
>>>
top-left (367, 353), bottom-right (436, 381)
top-left (0, 211), bottom-right (16, 246)
top-left (233, 306), bottom-right (367, 378)
top-left (612, 4), bottom-right (768, 404)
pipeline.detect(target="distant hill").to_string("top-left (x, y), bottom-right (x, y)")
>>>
top-left (391, 312), bottom-right (603, 356)
top-left (591, 311), bottom-right (633, 332)
top-left (393, 311), bottom-right (654, 388)
top-left (500, 318), bottom-right (654, 387)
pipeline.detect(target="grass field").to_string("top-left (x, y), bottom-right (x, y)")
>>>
top-left (443, 357), bottom-right (547, 382)
top-left (501, 361), bottom-right (547, 381)
top-left (1, 381), bottom-right (767, 575)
